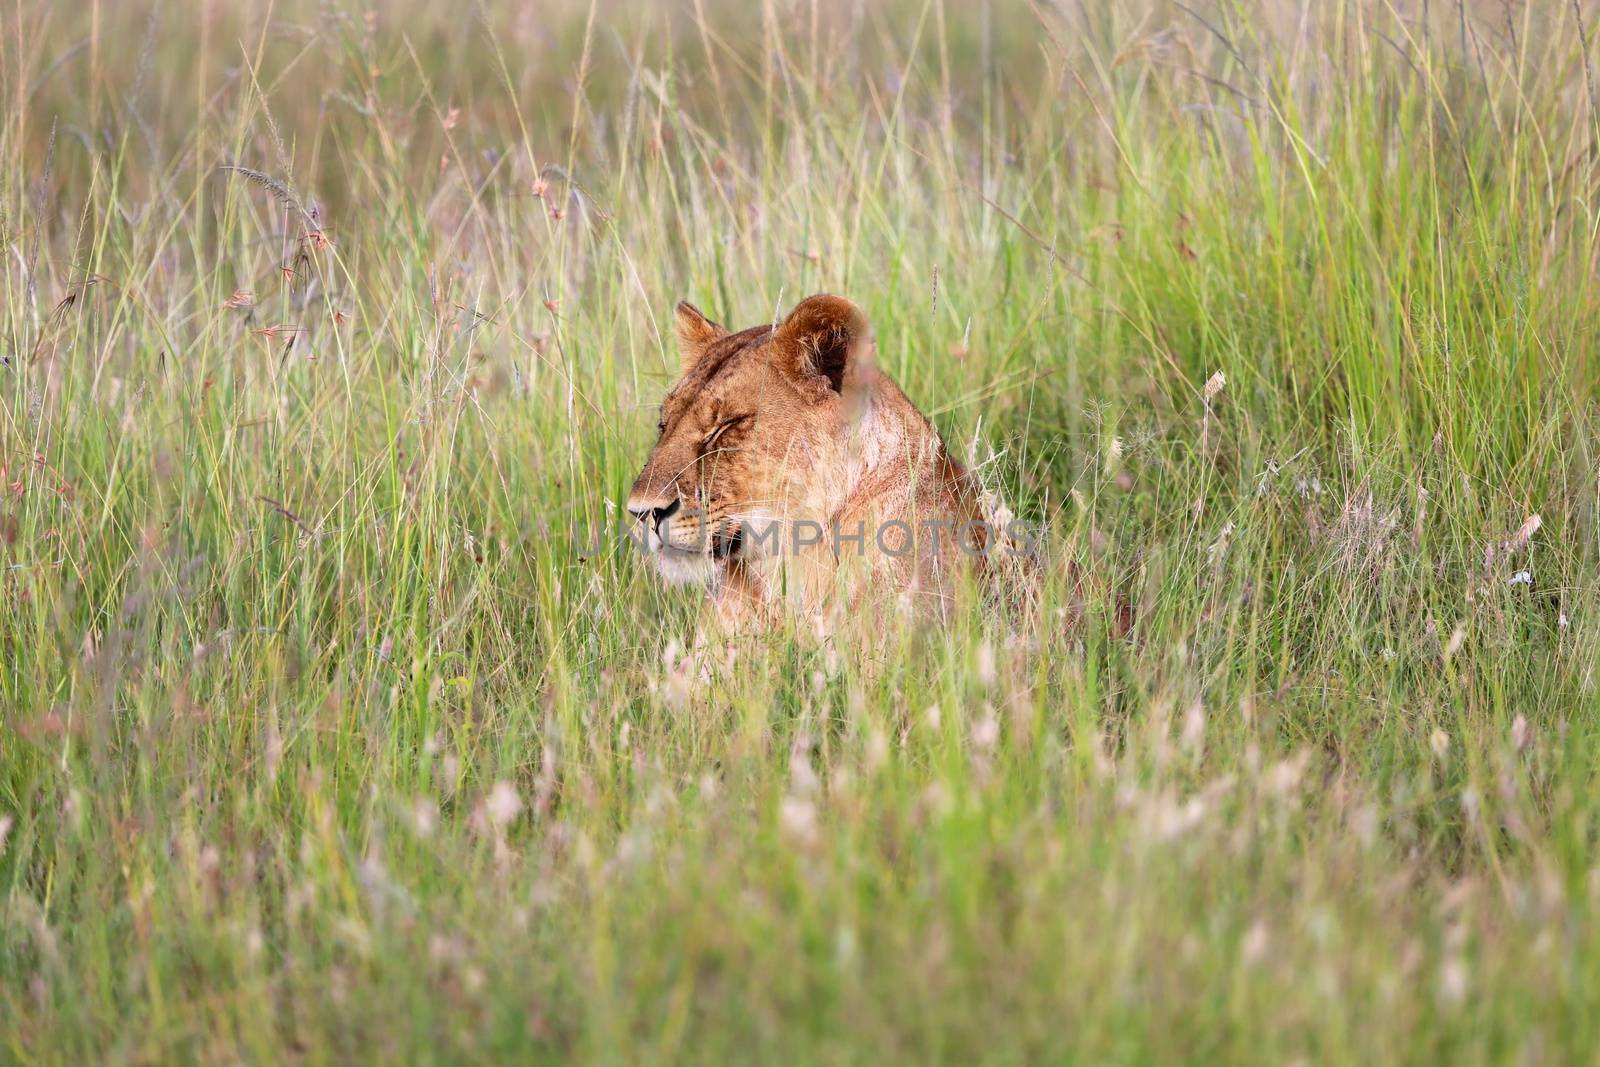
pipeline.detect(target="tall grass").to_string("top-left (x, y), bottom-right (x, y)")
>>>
top-left (2, 0), bottom-right (1599, 1061)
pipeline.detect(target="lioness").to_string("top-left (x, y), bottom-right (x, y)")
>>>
top-left (627, 293), bottom-right (1004, 626)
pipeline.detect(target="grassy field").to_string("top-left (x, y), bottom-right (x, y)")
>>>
top-left (3, 0), bottom-right (1600, 1061)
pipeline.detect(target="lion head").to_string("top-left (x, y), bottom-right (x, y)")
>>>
top-left (625, 293), bottom-right (872, 587)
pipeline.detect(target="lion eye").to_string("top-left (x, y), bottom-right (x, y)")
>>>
top-left (702, 414), bottom-right (749, 450)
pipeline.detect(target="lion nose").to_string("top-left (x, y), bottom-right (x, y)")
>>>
top-left (627, 498), bottom-right (679, 528)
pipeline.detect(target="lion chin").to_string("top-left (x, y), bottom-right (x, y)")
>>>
top-left (651, 548), bottom-right (723, 586)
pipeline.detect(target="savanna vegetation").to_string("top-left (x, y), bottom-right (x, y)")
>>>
top-left (3, 0), bottom-right (1600, 1062)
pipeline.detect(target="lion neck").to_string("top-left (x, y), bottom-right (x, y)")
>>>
top-left (827, 370), bottom-right (942, 523)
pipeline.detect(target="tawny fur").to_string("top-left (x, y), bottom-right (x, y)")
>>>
top-left (626, 294), bottom-right (987, 626)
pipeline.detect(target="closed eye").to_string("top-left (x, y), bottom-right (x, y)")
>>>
top-left (702, 413), bottom-right (752, 450)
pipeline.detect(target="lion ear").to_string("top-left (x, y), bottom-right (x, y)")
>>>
top-left (674, 301), bottom-right (726, 369)
top-left (776, 293), bottom-right (870, 394)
